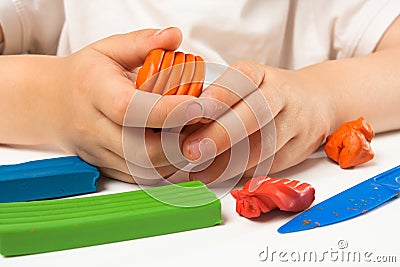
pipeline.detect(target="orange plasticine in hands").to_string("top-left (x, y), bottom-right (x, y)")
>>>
top-left (135, 49), bottom-right (165, 93)
top-left (324, 117), bottom-right (375, 169)
top-left (136, 49), bottom-right (205, 97)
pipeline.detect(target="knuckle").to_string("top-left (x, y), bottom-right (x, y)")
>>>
top-left (230, 60), bottom-right (264, 86)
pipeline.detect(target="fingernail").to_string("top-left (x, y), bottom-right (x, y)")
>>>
top-left (200, 98), bottom-right (224, 120)
top-left (186, 102), bottom-right (203, 122)
top-left (186, 138), bottom-right (216, 161)
top-left (155, 27), bottom-right (175, 36)
top-left (186, 139), bottom-right (201, 161)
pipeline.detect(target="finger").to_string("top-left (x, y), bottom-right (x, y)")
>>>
top-left (91, 27), bottom-right (182, 71)
top-left (100, 166), bottom-right (176, 185)
top-left (92, 61), bottom-right (198, 127)
top-left (74, 145), bottom-right (135, 183)
top-left (242, 165), bottom-right (257, 178)
top-left (123, 127), bottom-right (189, 168)
top-left (89, 28), bottom-right (182, 127)
top-left (188, 123), bottom-right (275, 184)
top-left (100, 161), bottom-right (179, 185)
top-left (269, 133), bottom-right (324, 174)
top-left (199, 61), bottom-right (264, 120)
top-left (182, 89), bottom-right (275, 161)
top-left (69, 114), bottom-right (180, 183)
top-left (125, 163), bottom-right (179, 183)
top-left (136, 49), bottom-right (165, 91)
top-left (124, 90), bottom-right (203, 128)
top-left (165, 170), bottom-right (191, 184)
top-left (242, 156), bottom-right (275, 178)
top-left (176, 54), bottom-right (195, 95)
top-left (96, 115), bottom-right (124, 158)
top-left (78, 145), bottom-right (128, 172)
top-left (93, 105), bottom-right (184, 173)
top-left (183, 69), bottom-right (289, 161)
top-left (100, 167), bottom-right (136, 184)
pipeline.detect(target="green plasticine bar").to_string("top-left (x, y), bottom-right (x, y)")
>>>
top-left (0, 181), bottom-right (222, 256)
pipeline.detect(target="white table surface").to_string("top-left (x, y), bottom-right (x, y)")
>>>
top-left (1, 131), bottom-right (399, 267)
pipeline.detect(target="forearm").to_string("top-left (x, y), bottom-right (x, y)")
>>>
top-left (0, 55), bottom-right (64, 145)
top-left (295, 46), bottom-right (400, 134)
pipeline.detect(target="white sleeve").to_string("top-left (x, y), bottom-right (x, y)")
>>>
top-left (333, 0), bottom-right (400, 58)
top-left (0, 0), bottom-right (65, 55)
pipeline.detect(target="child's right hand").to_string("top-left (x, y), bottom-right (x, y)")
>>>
top-left (0, 28), bottom-right (203, 184)
top-left (179, 62), bottom-right (335, 184)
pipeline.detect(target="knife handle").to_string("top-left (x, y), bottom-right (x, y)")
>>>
top-left (373, 165), bottom-right (400, 191)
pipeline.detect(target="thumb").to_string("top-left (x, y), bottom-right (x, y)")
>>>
top-left (90, 27), bottom-right (182, 70)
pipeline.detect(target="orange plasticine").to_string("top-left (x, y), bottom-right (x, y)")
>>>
top-left (136, 49), bottom-right (205, 97)
top-left (325, 117), bottom-right (375, 169)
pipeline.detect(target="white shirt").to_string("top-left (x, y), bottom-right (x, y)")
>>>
top-left (0, 0), bottom-right (399, 69)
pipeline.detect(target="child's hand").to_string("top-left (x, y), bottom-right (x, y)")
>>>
top-left (180, 15), bottom-right (400, 184)
top-left (180, 62), bottom-right (336, 183)
top-left (0, 28), bottom-right (204, 184)
top-left (58, 28), bottom-right (208, 184)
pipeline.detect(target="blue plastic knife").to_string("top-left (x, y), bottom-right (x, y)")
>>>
top-left (278, 165), bottom-right (400, 233)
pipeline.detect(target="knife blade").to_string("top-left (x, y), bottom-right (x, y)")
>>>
top-left (278, 165), bottom-right (400, 234)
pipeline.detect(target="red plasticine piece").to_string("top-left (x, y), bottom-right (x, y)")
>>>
top-left (324, 117), bottom-right (375, 169)
top-left (230, 176), bottom-right (315, 218)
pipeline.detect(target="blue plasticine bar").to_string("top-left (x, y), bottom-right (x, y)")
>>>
top-left (0, 156), bottom-right (99, 203)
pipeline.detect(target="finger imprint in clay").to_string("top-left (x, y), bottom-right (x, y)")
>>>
top-left (152, 50), bottom-right (175, 95)
top-left (187, 56), bottom-right (205, 97)
top-left (324, 117), bottom-right (375, 169)
top-left (231, 176), bottom-right (315, 218)
top-left (136, 49), bottom-right (165, 92)
top-left (164, 52), bottom-right (185, 95)
top-left (176, 54), bottom-right (196, 95)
